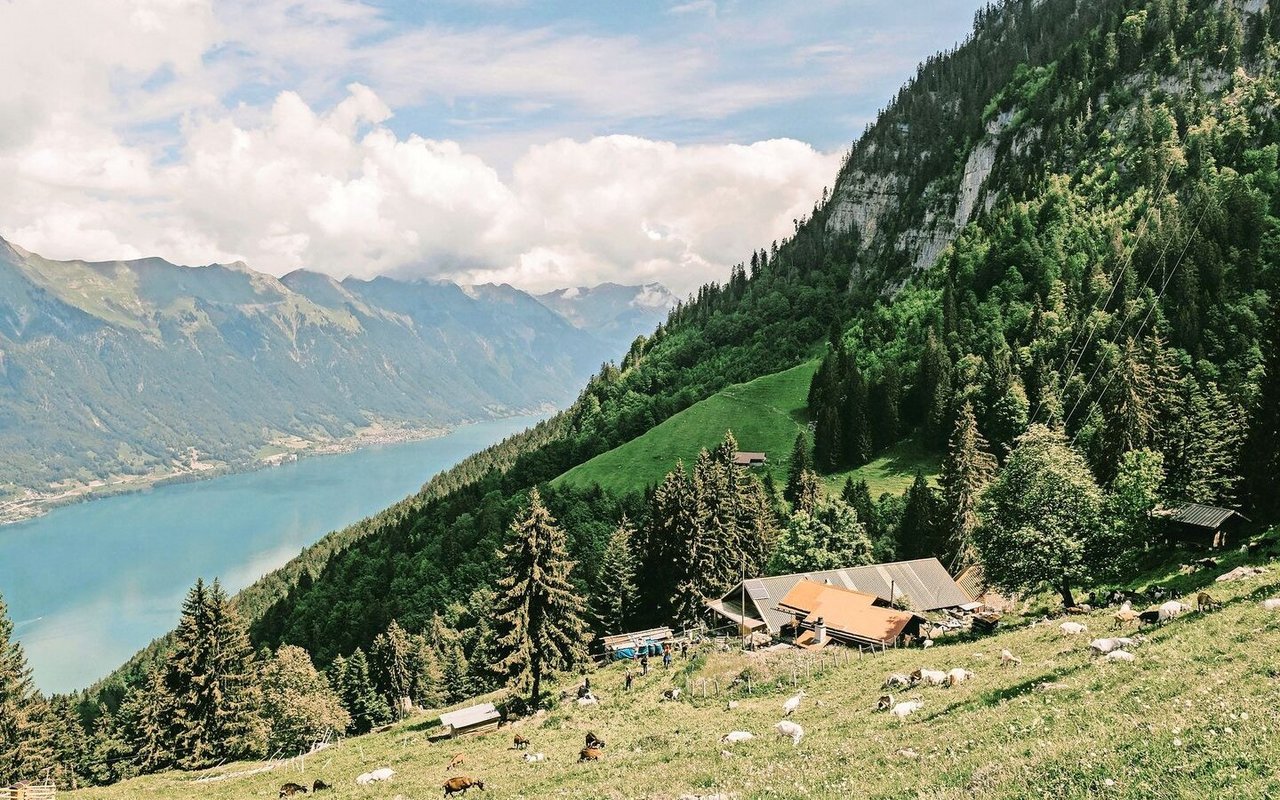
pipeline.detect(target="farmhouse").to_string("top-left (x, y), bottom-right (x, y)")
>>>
top-left (706, 557), bottom-right (971, 637)
top-left (778, 579), bottom-right (923, 647)
top-left (1155, 502), bottom-right (1249, 549)
top-left (732, 451), bottom-right (767, 467)
top-left (439, 702), bottom-right (501, 739)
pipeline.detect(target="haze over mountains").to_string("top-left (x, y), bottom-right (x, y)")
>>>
top-left (0, 236), bottom-right (673, 497)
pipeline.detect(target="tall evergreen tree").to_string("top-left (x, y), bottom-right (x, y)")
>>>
top-left (0, 591), bottom-right (50, 785)
top-left (784, 434), bottom-right (812, 504)
top-left (592, 517), bottom-right (639, 635)
top-left (939, 402), bottom-right (997, 570)
top-left (333, 649), bottom-right (391, 734)
top-left (493, 489), bottom-right (588, 709)
top-left (896, 472), bottom-right (943, 561)
top-left (370, 620), bottom-right (413, 717)
top-left (120, 668), bottom-right (174, 774)
top-left (1244, 300), bottom-right (1280, 518)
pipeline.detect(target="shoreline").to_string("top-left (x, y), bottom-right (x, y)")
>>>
top-left (0, 423), bottom-right (459, 527)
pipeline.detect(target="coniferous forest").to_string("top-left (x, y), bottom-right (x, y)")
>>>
top-left (3, 0), bottom-right (1280, 787)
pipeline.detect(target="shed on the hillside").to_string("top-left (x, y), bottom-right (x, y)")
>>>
top-left (707, 557), bottom-right (971, 636)
top-left (439, 702), bottom-right (501, 738)
top-left (1155, 503), bottom-right (1249, 549)
top-left (732, 451), bottom-right (768, 467)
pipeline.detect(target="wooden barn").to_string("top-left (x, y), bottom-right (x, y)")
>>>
top-left (732, 451), bottom-right (767, 467)
top-left (439, 702), bottom-right (501, 739)
top-left (1156, 502), bottom-right (1249, 549)
top-left (776, 579), bottom-right (924, 648)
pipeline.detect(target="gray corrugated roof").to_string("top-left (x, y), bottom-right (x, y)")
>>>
top-left (715, 558), bottom-right (969, 634)
top-left (1169, 503), bottom-right (1237, 529)
top-left (440, 703), bottom-right (500, 730)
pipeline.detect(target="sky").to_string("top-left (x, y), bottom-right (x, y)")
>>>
top-left (0, 1), bottom-right (980, 294)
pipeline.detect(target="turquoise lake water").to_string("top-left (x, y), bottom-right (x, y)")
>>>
top-left (0, 414), bottom-right (546, 694)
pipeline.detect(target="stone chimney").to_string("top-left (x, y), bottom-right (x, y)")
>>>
top-left (813, 616), bottom-right (827, 646)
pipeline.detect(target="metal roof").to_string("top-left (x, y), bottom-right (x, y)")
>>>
top-left (439, 703), bottom-right (500, 730)
top-left (599, 627), bottom-right (673, 652)
top-left (714, 558), bottom-right (969, 634)
top-left (1167, 503), bottom-right (1241, 529)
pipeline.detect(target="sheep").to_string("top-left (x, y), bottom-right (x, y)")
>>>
top-left (883, 672), bottom-right (913, 689)
top-left (890, 699), bottom-right (925, 721)
top-left (912, 668), bottom-right (949, 687)
top-left (1000, 649), bottom-right (1022, 667)
top-left (774, 720), bottom-right (804, 746)
top-left (1059, 621), bottom-right (1088, 636)
top-left (446, 753), bottom-right (465, 772)
top-left (585, 732), bottom-right (605, 750)
top-left (578, 747), bottom-right (604, 763)
top-left (1261, 598), bottom-right (1280, 611)
top-left (946, 668), bottom-right (974, 686)
top-left (443, 776), bottom-right (486, 797)
top-left (522, 752), bottom-right (545, 763)
top-left (782, 690), bottom-right (806, 716)
top-left (1104, 650), bottom-right (1136, 663)
top-left (311, 780), bottom-right (330, 792)
top-left (719, 731), bottom-right (755, 744)
top-left (922, 638), bottom-right (934, 649)
top-left (355, 768), bottom-right (395, 785)
top-left (279, 782), bottom-right (308, 797)
top-left (661, 688), bottom-right (682, 702)
top-left (1196, 592), bottom-right (1219, 612)
top-left (1112, 609), bottom-right (1140, 629)
top-left (876, 694), bottom-right (894, 711)
top-left (512, 733), bottom-right (530, 750)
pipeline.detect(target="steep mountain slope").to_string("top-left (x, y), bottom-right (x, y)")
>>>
top-left (536, 282), bottom-right (678, 355)
top-left (0, 240), bottom-right (617, 496)
top-left (91, 0), bottom-right (1280, 743)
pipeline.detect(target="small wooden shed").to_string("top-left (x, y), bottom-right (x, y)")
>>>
top-left (1157, 503), bottom-right (1249, 549)
top-left (732, 451), bottom-right (767, 467)
top-left (439, 702), bottom-right (501, 739)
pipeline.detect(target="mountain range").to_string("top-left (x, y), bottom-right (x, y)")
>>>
top-left (0, 237), bottom-right (674, 499)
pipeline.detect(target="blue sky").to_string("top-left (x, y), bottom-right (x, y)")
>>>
top-left (0, 0), bottom-right (980, 292)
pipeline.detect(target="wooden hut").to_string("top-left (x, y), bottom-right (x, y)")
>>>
top-left (439, 703), bottom-right (501, 739)
top-left (1156, 503), bottom-right (1249, 549)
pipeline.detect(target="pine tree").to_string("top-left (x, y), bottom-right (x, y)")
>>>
top-left (493, 489), bottom-right (589, 709)
top-left (370, 621), bottom-right (413, 716)
top-left (43, 695), bottom-right (88, 790)
top-left (784, 434), bottom-right (812, 504)
top-left (1244, 300), bottom-right (1280, 518)
top-left (334, 649), bottom-right (391, 734)
top-left (592, 517), bottom-right (639, 635)
top-left (0, 591), bottom-right (51, 785)
top-left (120, 668), bottom-right (174, 774)
top-left (791, 469), bottom-right (824, 515)
top-left (896, 472), bottom-right (943, 561)
top-left (939, 402), bottom-right (998, 570)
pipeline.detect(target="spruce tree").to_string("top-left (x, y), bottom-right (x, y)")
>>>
top-left (939, 402), bottom-right (997, 570)
top-left (896, 472), bottom-right (943, 561)
top-left (784, 434), bottom-right (812, 504)
top-left (493, 489), bottom-right (588, 709)
top-left (334, 648), bottom-right (391, 734)
top-left (0, 591), bottom-right (51, 785)
top-left (121, 668), bottom-right (174, 774)
top-left (43, 695), bottom-right (88, 789)
top-left (592, 517), bottom-right (639, 635)
top-left (1244, 301), bottom-right (1280, 518)
top-left (370, 621), bottom-right (413, 716)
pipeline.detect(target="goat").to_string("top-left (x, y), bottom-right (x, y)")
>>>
top-left (719, 731), bottom-right (754, 744)
top-left (443, 776), bottom-right (486, 797)
top-left (578, 747), bottom-right (604, 763)
top-left (1000, 649), bottom-right (1022, 667)
top-left (946, 668), bottom-right (974, 686)
top-left (522, 752), bottom-right (545, 763)
top-left (1137, 610), bottom-right (1162, 628)
top-left (725, 700), bottom-right (739, 710)
top-left (883, 672), bottom-right (913, 689)
top-left (311, 780), bottom-right (330, 792)
top-left (782, 690), bottom-right (806, 716)
top-left (1196, 592), bottom-right (1219, 612)
top-left (279, 782), bottom-right (308, 797)
top-left (576, 695), bottom-right (600, 707)
top-left (922, 638), bottom-right (934, 649)
top-left (1112, 608), bottom-right (1140, 629)
top-left (912, 668), bottom-right (948, 687)
top-left (1088, 638), bottom-right (1120, 656)
top-left (1159, 600), bottom-right (1192, 620)
top-left (661, 688), bottom-right (682, 702)
top-left (355, 768), bottom-right (395, 785)
top-left (512, 733), bottom-right (530, 750)
top-left (876, 694), bottom-right (894, 711)
top-left (446, 753), bottom-right (465, 772)
top-left (890, 699), bottom-right (924, 721)
top-left (585, 732), bottom-right (605, 750)
top-left (1059, 621), bottom-right (1088, 636)
top-left (1261, 598), bottom-right (1280, 611)
top-left (774, 720), bottom-right (804, 746)
top-left (1104, 650), bottom-right (1135, 663)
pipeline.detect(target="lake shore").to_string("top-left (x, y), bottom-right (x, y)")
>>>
top-left (0, 421), bottom-right (465, 526)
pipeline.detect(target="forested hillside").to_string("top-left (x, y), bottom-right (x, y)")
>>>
top-left (4, 0), bottom-right (1280, 788)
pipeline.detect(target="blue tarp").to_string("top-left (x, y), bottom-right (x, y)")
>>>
top-left (610, 642), bottom-right (664, 660)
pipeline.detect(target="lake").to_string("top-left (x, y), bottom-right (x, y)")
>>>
top-left (0, 413), bottom-right (546, 694)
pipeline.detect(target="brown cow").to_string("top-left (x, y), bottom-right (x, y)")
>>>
top-left (443, 776), bottom-right (486, 797)
top-left (579, 746), bottom-right (603, 763)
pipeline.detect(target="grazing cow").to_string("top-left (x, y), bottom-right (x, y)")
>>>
top-left (279, 782), bottom-right (308, 797)
top-left (513, 733), bottom-right (530, 750)
top-left (579, 747), bottom-right (604, 763)
top-left (311, 780), bottom-right (330, 792)
top-left (585, 732), bottom-right (605, 750)
top-left (443, 776), bottom-right (486, 797)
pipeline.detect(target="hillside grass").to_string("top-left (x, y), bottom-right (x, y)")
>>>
top-left (75, 539), bottom-right (1280, 799)
top-left (554, 362), bottom-right (819, 495)
top-left (555, 361), bottom-right (942, 500)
